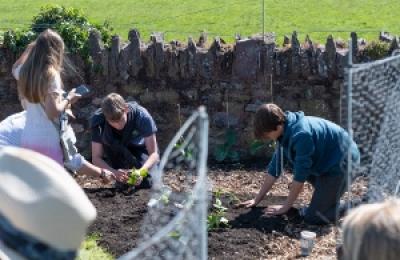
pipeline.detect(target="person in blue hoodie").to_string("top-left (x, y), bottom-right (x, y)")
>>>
top-left (240, 103), bottom-right (360, 225)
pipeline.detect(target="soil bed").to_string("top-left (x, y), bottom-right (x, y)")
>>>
top-left (80, 167), bottom-right (365, 259)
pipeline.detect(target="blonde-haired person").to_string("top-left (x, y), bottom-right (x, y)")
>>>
top-left (341, 198), bottom-right (400, 260)
top-left (8, 29), bottom-right (126, 183)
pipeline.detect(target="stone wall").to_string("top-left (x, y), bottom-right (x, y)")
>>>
top-left (1, 30), bottom-right (397, 161)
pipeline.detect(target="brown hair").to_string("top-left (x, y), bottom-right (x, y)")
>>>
top-left (101, 93), bottom-right (128, 121)
top-left (342, 198), bottom-right (400, 260)
top-left (18, 29), bottom-right (65, 103)
top-left (253, 103), bottom-right (285, 139)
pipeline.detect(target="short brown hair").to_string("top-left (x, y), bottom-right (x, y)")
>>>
top-left (342, 198), bottom-right (400, 260)
top-left (253, 103), bottom-right (285, 139)
top-left (101, 93), bottom-right (127, 121)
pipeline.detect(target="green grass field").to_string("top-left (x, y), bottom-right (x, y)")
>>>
top-left (1, 0), bottom-right (398, 44)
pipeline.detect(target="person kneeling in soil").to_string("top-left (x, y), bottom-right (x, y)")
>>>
top-left (240, 103), bottom-right (360, 225)
top-left (91, 93), bottom-right (159, 189)
top-left (340, 198), bottom-right (400, 260)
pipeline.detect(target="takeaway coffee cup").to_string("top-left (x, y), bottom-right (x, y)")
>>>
top-left (300, 231), bottom-right (317, 256)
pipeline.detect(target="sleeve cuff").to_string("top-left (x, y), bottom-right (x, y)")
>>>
top-left (64, 154), bottom-right (85, 172)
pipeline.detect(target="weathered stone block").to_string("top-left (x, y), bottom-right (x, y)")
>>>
top-left (232, 39), bottom-right (263, 80)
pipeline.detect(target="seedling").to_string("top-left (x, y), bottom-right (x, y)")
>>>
top-left (168, 230), bottom-right (181, 240)
top-left (213, 128), bottom-right (240, 162)
top-left (249, 139), bottom-right (275, 155)
top-left (214, 188), bottom-right (240, 205)
top-left (127, 168), bottom-right (148, 186)
top-left (174, 137), bottom-right (194, 160)
top-left (207, 197), bottom-right (229, 230)
top-left (147, 187), bottom-right (171, 207)
top-left (160, 190), bottom-right (170, 205)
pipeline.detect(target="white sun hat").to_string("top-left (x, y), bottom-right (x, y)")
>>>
top-left (0, 147), bottom-right (97, 260)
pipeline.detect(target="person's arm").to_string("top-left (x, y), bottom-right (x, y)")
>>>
top-left (77, 160), bottom-right (115, 183)
top-left (267, 132), bottom-right (314, 215)
top-left (44, 85), bottom-right (81, 120)
top-left (141, 134), bottom-right (159, 171)
top-left (91, 141), bottom-right (128, 182)
top-left (91, 141), bottom-right (116, 172)
top-left (239, 173), bottom-right (278, 208)
top-left (266, 180), bottom-right (304, 215)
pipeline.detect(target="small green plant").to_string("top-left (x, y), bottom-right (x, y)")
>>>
top-left (214, 188), bottom-right (240, 205)
top-left (249, 139), bottom-right (276, 156)
top-left (147, 186), bottom-right (171, 207)
top-left (160, 191), bottom-right (170, 205)
top-left (174, 137), bottom-right (194, 160)
top-left (127, 168), bottom-right (148, 186)
top-left (213, 128), bottom-right (239, 162)
top-left (207, 195), bottom-right (229, 230)
top-left (249, 140), bottom-right (267, 155)
top-left (363, 41), bottom-right (390, 60)
top-left (168, 230), bottom-right (181, 240)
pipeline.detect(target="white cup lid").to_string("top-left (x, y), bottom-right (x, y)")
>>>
top-left (301, 231), bottom-right (316, 239)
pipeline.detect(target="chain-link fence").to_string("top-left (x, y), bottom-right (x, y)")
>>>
top-left (119, 106), bottom-right (209, 260)
top-left (342, 51), bottom-right (400, 202)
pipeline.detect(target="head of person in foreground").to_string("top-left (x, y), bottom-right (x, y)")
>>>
top-left (341, 198), bottom-right (400, 260)
top-left (0, 147), bottom-right (96, 260)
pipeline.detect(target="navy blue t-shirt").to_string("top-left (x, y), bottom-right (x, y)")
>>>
top-left (91, 102), bottom-right (157, 148)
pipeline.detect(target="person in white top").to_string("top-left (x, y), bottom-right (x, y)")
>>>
top-left (5, 28), bottom-right (127, 183)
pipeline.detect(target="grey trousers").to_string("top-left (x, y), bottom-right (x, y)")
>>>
top-left (304, 167), bottom-right (347, 225)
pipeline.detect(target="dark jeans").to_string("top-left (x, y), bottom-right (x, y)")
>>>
top-left (105, 145), bottom-right (148, 170)
top-left (115, 175), bottom-right (153, 191)
top-left (304, 165), bottom-right (347, 225)
top-left (105, 146), bottom-right (153, 190)
top-left (304, 142), bottom-right (360, 225)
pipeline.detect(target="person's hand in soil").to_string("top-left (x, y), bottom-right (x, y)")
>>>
top-left (114, 169), bottom-right (129, 182)
top-left (101, 169), bottom-right (116, 184)
top-left (238, 199), bottom-right (258, 208)
top-left (265, 205), bottom-right (290, 216)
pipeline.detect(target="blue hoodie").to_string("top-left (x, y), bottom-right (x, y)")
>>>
top-left (267, 111), bottom-right (360, 182)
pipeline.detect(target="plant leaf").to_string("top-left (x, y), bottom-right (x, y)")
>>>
top-left (225, 128), bottom-right (237, 147)
top-left (249, 140), bottom-right (267, 155)
top-left (213, 145), bottom-right (229, 162)
top-left (220, 217), bottom-right (229, 225)
top-left (228, 150), bottom-right (240, 161)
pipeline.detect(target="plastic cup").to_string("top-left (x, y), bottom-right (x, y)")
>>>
top-left (300, 231), bottom-right (317, 256)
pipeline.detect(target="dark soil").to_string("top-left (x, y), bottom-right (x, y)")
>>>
top-left (85, 187), bottom-right (152, 257)
top-left (83, 168), bottom-right (352, 259)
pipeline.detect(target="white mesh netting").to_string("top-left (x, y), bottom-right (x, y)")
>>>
top-left (342, 53), bottom-right (400, 202)
top-left (119, 107), bottom-right (209, 260)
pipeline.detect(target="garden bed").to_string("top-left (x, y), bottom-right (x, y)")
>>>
top-left (79, 167), bottom-right (365, 259)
